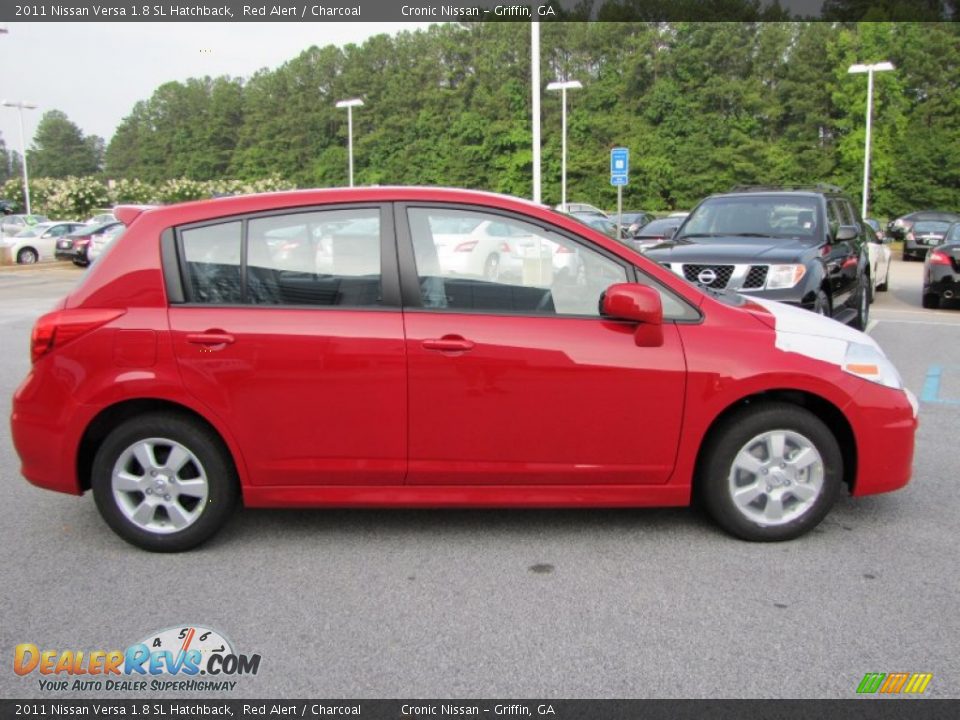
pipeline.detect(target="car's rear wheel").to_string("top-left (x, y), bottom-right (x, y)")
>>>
top-left (922, 292), bottom-right (940, 309)
top-left (698, 403), bottom-right (843, 541)
top-left (92, 413), bottom-right (238, 552)
top-left (17, 247), bottom-right (38, 264)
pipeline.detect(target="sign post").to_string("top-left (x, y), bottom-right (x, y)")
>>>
top-left (610, 147), bottom-right (629, 238)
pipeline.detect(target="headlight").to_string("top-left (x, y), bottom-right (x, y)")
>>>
top-left (843, 342), bottom-right (903, 390)
top-left (766, 264), bottom-right (806, 289)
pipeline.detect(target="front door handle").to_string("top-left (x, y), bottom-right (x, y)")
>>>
top-left (186, 331), bottom-right (235, 346)
top-left (422, 336), bottom-right (475, 353)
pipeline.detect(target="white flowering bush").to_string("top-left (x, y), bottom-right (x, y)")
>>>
top-left (109, 178), bottom-right (155, 205)
top-left (155, 178), bottom-right (210, 204)
top-left (43, 176), bottom-right (111, 219)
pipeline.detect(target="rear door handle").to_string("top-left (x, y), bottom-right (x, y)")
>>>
top-left (422, 336), bottom-right (475, 353)
top-left (186, 332), bottom-right (235, 346)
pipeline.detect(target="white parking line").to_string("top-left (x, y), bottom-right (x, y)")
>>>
top-left (870, 318), bottom-right (960, 327)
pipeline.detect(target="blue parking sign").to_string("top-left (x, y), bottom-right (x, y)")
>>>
top-left (610, 147), bottom-right (629, 186)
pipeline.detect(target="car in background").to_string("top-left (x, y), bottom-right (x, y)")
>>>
top-left (10, 188), bottom-right (917, 551)
top-left (903, 219), bottom-right (952, 261)
top-left (85, 211), bottom-right (117, 226)
top-left (922, 222), bottom-right (960, 309)
top-left (0, 199), bottom-right (16, 215)
top-left (86, 223), bottom-right (126, 264)
top-left (667, 211), bottom-right (690, 219)
top-left (55, 221), bottom-right (123, 266)
top-left (888, 210), bottom-right (960, 243)
top-left (645, 186), bottom-right (872, 329)
top-left (864, 221), bottom-right (892, 299)
top-left (430, 216), bottom-right (553, 282)
top-left (626, 217), bottom-right (683, 252)
top-left (0, 221), bottom-right (84, 264)
top-left (865, 218), bottom-right (885, 241)
top-left (571, 212), bottom-right (625, 240)
top-left (621, 211), bottom-right (654, 236)
top-left (557, 202), bottom-right (608, 217)
top-left (1, 213), bottom-right (48, 238)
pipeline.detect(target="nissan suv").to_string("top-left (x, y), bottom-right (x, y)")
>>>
top-left (645, 185), bottom-right (872, 329)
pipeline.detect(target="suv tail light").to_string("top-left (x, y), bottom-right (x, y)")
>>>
top-left (454, 240), bottom-right (478, 252)
top-left (31, 309), bottom-right (125, 363)
top-left (928, 250), bottom-right (951, 266)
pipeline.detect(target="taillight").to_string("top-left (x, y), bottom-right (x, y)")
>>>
top-left (499, 242), bottom-right (511, 253)
top-left (454, 240), bottom-right (478, 252)
top-left (555, 245), bottom-right (574, 254)
top-left (31, 309), bottom-right (125, 363)
top-left (928, 250), bottom-right (951, 266)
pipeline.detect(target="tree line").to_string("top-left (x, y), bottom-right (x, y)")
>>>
top-left (6, 21), bottom-right (959, 218)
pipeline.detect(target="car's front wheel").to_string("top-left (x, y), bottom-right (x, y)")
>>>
top-left (92, 413), bottom-right (238, 552)
top-left (852, 276), bottom-right (870, 330)
top-left (17, 247), bottom-right (38, 264)
top-left (698, 403), bottom-right (843, 541)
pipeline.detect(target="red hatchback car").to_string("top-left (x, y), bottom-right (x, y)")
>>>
top-left (11, 188), bottom-right (918, 551)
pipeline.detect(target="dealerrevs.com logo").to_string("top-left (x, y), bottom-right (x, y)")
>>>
top-left (14, 626), bottom-right (262, 693)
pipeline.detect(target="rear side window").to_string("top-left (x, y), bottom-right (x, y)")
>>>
top-left (182, 222), bottom-right (243, 304)
top-left (178, 209), bottom-right (382, 307)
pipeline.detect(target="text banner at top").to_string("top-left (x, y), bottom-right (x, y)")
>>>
top-left (1, 0), bottom-right (954, 23)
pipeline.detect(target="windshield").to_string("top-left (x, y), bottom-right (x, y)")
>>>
top-left (678, 196), bottom-right (820, 240)
top-left (16, 226), bottom-right (47, 238)
top-left (638, 219), bottom-right (680, 237)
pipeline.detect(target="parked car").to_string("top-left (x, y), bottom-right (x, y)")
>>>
top-left (11, 188), bottom-right (917, 551)
top-left (887, 210), bottom-right (960, 245)
top-left (55, 221), bottom-right (124, 266)
top-left (645, 186), bottom-right (872, 329)
top-left (86, 223), bottom-right (127, 264)
top-left (864, 222), bottom-right (892, 299)
top-left (556, 202), bottom-right (608, 217)
top-left (865, 218), bottom-right (885, 241)
top-left (1, 213), bottom-right (48, 238)
top-left (903, 219), bottom-right (952, 262)
top-left (0, 199), bottom-right (16, 215)
top-left (621, 211), bottom-right (654, 236)
top-left (85, 211), bottom-right (117, 226)
top-left (922, 222), bottom-right (960, 309)
top-left (627, 217), bottom-right (683, 251)
top-left (571, 212), bottom-right (625, 239)
top-left (0, 221), bottom-right (84, 264)
top-left (429, 216), bottom-right (554, 282)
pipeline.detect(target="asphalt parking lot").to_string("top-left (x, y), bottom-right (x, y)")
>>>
top-left (0, 259), bottom-right (957, 700)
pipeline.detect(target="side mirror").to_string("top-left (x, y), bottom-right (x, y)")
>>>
top-left (835, 225), bottom-right (859, 242)
top-left (601, 283), bottom-right (664, 347)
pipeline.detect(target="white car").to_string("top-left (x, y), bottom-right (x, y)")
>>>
top-left (865, 223), bottom-right (892, 299)
top-left (1, 214), bottom-right (48, 238)
top-left (85, 223), bottom-right (126, 264)
top-left (432, 218), bottom-right (554, 282)
top-left (0, 221), bottom-right (84, 264)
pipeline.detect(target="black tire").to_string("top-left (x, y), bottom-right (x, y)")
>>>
top-left (698, 403), bottom-right (843, 542)
top-left (852, 275), bottom-right (870, 330)
top-left (812, 289), bottom-right (831, 318)
top-left (876, 275), bottom-right (888, 292)
top-left (72, 258), bottom-right (88, 267)
top-left (17, 247), bottom-right (38, 264)
top-left (922, 292), bottom-right (939, 309)
top-left (92, 413), bottom-right (238, 552)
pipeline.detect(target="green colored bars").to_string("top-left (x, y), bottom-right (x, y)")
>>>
top-left (857, 672), bottom-right (933, 694)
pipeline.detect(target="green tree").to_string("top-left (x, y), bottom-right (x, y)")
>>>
top-left (27, 110), bottom-right (101, 178)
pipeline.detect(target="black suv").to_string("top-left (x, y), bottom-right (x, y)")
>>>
top-left (644, 185), bottom-right (872, 329)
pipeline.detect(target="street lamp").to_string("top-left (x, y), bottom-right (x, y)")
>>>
top-left (546, 80), bottom-right (582, 212)
top-left (2, 100), bottom-right (38, 215)
top-left (848, 61), bottom-right (894, 219)
top-left (335, 98), bottom-right (363, 187)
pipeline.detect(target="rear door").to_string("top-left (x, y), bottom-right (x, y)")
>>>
top-left (167, 204), bottom-right (407, 488)
top-left (397, 204), bottom-right (688, 486)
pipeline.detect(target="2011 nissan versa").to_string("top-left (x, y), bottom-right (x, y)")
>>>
top-left (10, 188), bottom-right (918, 551)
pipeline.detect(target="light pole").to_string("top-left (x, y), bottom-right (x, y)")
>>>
top-left (2, 100), bottom-right (38, 215)
top-left (848, 61), bottom-right (894, 219)
top-left (546, 80), bottom-right (582, 212)
top-left (531, 21), bottom-right (541, 204)
top-left (335, 98), bottom-right (363, 187)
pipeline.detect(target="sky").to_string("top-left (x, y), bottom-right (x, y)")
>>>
top-left (0, 22), bottom-right (434, 155)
